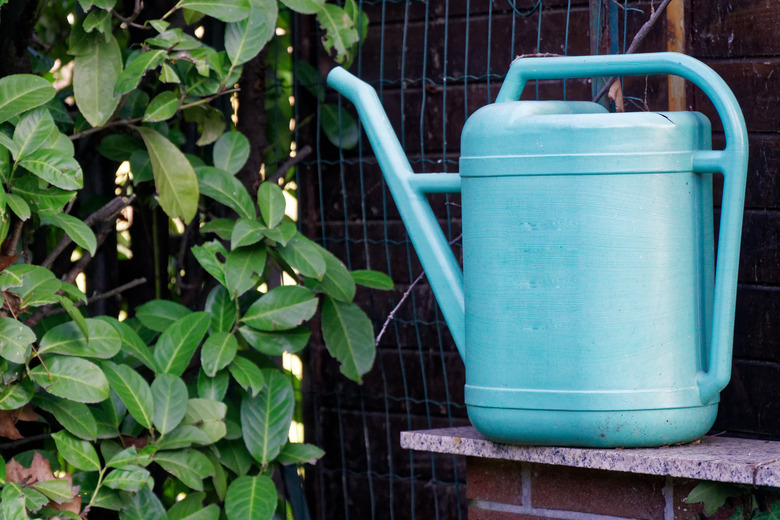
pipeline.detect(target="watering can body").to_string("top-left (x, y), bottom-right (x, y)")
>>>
top-left (327, 53), bottom-right (748, 447)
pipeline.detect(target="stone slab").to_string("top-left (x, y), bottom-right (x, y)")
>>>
top-left (400, 427), bottom-right (780, 485)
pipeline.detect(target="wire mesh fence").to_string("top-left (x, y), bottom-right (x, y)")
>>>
top-left (294, 1), bottom-right (674, 518)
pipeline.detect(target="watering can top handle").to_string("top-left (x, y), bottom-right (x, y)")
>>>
top-left (496, 52), bottom-right (748, 157)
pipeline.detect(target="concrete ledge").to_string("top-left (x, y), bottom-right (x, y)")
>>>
top-left (400, 426), bottom-right (780, 487)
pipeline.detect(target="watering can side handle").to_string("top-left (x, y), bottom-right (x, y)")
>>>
top-left (326, 67), bottom-right (468, 360)
top-left (496, 52), bottom-right (747, 404)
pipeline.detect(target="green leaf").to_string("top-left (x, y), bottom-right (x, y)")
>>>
top-left (201, 332), bottom-right (238, 376)
top-left (11, 174), bottom-right (75, 213)
top-left (225, 475), bottom-right (276, 520)
top-left (195, 166), bottom-right (255, 219)
top-left (180, 504), bottom-right (220, 520)
top-left (312, 246), bottom-right (356, 302)
top-left (136, 299), bottom-right (192, 333)
top-left (192, 241), bottom-right (227, 286)
top-left (241, 370), bottom-right (294, 465)
top-left (167, 491), bottom-right (206, 520)
top-left (38, 318), bottom-right (121, 358)
top-left (107, 446), bottom-right (152, 469)
top-left (8, 265), bottom-right (60, 307)
top-left (261, 221), bottom-right (296, 246)
top-left (181, 398), bottom-right (227, 445)
top-left (225, 0), bottom-right (277, 66)
top-left (74, 34), bottom-right (122, 127)
top-left (351, 269), bottom-right (394, 290)
top-left (22, 487), bottom-right (48, 512)
top-left (155, 424), bottom-right (210, 450)
top-left (242, 285), bottom-right (318, 331)
top-left (51, 430), bottom-right (101, 472)
top-left (153, 312), bottom-right (210, 376)
top-left (279, 0), bottom-right (324, 14)
top-left (144, 91), bottom-right (180, 122)
top-left (205, 285), bottom-right (237, 333)
top-left (98, 134), bottom-right (143, 161)
top-left (31, 355), bottom-right (109, 403)
top-left (0, 75), bottom-right (55, 124)
top-left (54, 295), bottom-right (89, 339)
top-left (239, 325), bottom-right (310, 356)
top-left (212, 131), bottom-right (250, 175)
top-left (151, 373), bottom-right (188, 435)
top-left (684, 481), bottom-right (744, 516)
top-left (256, 182), bottom-right (286, 228)
top-left (230, 218), bottom-right (267, 249)
top-left (103, 467), bottom-right (153, 492)
top-left (228, 356), bottom-right (265, 396)
top-left (200, 218), bottom-right (234, 239)
top-left (278, 233), bottom-right (326, 279)
top-left (31, 479), bottom-right (73, 503)
top-left (17, 149), bottom-right (83, 190)
top-left (12, 108), bottom-right (58, 160)
top-left (213, 439), bottom-right (253, 475)
top-left (137, 126), bottom-right (199, 223)
top-left (83, 8), bottom-right (112, 33)
top-left (321, 103), bottom-right (359, 149)
top-left (320, 297), bottom-right (375, 383)
top-left (129, 148), bottom-right (154, 183)
top-left (99, 317), bottom-right (156, 370)
top-left (1, 482), bottom-right (27, 520)
top-left (0, 379), bottom-right (34, 411)
top-left (344, 0), bottom-right (369, 41)
top-left (179, 0), bottom-right (250, 22)
top-left (197, 369), bottom-right (229, 401)
top-left (278, 442), bottom-right (325, 465)
top-left (5, 193), bottom-right (30, 220)
top-left (294, 60), bottom-right (324, 101)
top-left (225, 246), bottom-right (265, 297)
top-left (102, 361), bottom-right (155, 430)
top-left (183, 104), bottom-right (225, 145)
top-left (40, 212), bottom-right (97, 255)
top-left (154, 449), bottom-right (213, 490)
top-left (115, 49), bottom-right (167, 95)
top-left (120, 487), bottom-right (167, 520)
top-left (316, 4), bottom-right (360, 67)
top-left (0, 317), bottom-right (35, 363)
top-left (33, 393), bottom-right (98, 440)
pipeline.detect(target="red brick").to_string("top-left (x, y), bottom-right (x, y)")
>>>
top-left (530, 464), bottom-right (665, 520)
top-left (467, 457), bottom-right (524, 506)
top-left (673, 479), bottom-right (738, 520)
top-left (468, 507), bottom-right (554, 520)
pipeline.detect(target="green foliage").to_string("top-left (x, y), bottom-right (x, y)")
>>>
top-left (0, 0), bottom-right (385, 517)
top-left (685, 481), bottom-right (780, 520)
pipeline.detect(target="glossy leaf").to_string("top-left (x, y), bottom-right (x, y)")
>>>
top-left (179, 0), bottom-right (250, 22)
top-left (137, 126), bottom-right (199, 223)
top-left (321, 103), bottom-right (359, 149)
top-left (0, 380), bottom-right (34, 411)
top-left (74, 34), bottom-right (122, 127)
top-left (241, 370), bottom-right (294, 465)
top-left (38, 318), bottom-right (121, 358)
top-left (12, 108), bottom-right (58, 160)
top-left (154, 424), bottom-right (210, 450)
top-left (143, 90), bottom-right (180, 122)
top-left (205, 285), bottom-right (237, 333)
top-left (0, 317), bottom-right (35, 363)
top-left (196, 166), bottom-right (255, 219)
top-left (224, 475), bottom-right (276, 520)
top-left (40, 212), bottom-right (97, 255)
top-left (51, 430), bottom-right (100, 472)
top-left (213, 439), bottom-right (253, 476)
top-left (317, 4), bottom-right (360, 67)
top-left (153, 311), bottom-right (210, 376)
top-left (192, 241), bottom-right (227, 286)
top-left (98, 316), bottom-right (156, 371)
top-left (107, 446), bottom-right (152, 469)
top-left (181, 398), bottom-right (227, 445)
top-left (311, 246), bottom-right (356, 302)
top-left (260, 221), bottom-right (296, 246)
top-left (225, 246), bottom-right (265, 297)
top-left (0, 74), bottom-right (55, 124)
top-left (167, 492), bottom-right (207, 520)
top-left (151, 373), bottom-right (188, 435)
top-left (33, 393), bottom-right (98, 440)
top-left (6, 193), bottom-right (30, 220)
top-left (212, 131), bottom-right (250, 175)
top-left (102, 361), bottom-right (155, 430)
top-left (136, 299), bottom-right (192, 332)
top-left (351, 269), bottom-right (394, 290)
top-left (103, 467), bottom-right (152, 492)
top-left (278, 442), bottom-right (325, 465)
top-left (256, 181), bottom-right (286, 228)
top-left (154, 449), bottom-right (213, 490)
top-left (278, 233), bottom-right (326, 279)
top-left (54, 295), bottom-right (89, 340)
top-left (320, 297), bottom-right (376, 383)
top-left (197, 369), bottom-right (229, 401)
top-left (114, 49), bottom-right (166, 95)
top-left (225, 0), bottom-right (277, 66)
top-left (1, 482), bottom-right (26, 520)
top-left (228, 355), bottom-right (265, 396)
top-left (17, 149), bottom-right (83, 190)
top-left (201, 332), bottom-right (238, 376)
top-left (180, 504), bottom-right (220, 520)
top-left (31, 355), bottom-right (109, 403)
top-left (31, 478), bottom-right (73, 503)
top-left (279, 0), bottom-right (324, 14)
top-left (239, 325), bottom-right (310, 356)
top-left (120, 487), bottom-right (166, 520)
top-left (242, 285), bottom-right (318, 331)
top-left (230, 218), bottom-right (267, 249)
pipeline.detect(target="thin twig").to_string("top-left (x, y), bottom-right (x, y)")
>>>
top-left (375, 233), bottom-right (463, 346)
top-left (0, 433), bottom-right (51, 451)
top-left (111, 0), bottom-right (147, 29)
top-left (42, 195), bottom-right (136, 269)
top-left (592, 0), bottom-right (674, 103)
top-left (265, 145), bottom-right (313, 186)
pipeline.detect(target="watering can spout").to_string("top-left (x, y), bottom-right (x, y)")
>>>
top-left (326, 67), bottom-right (467, 360)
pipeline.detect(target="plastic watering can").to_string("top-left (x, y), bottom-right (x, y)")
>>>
top-left (327, 53), bottom-right (748, 447)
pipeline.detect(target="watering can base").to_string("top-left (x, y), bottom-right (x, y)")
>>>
top-left (467, 404), bottom-right (718, 448)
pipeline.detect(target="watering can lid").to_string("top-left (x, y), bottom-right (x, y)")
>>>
top-left (460, 101), bottom-right (712, 176)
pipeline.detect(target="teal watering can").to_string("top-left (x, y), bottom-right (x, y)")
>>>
top-left (327, 53), bottom-right (748, 447)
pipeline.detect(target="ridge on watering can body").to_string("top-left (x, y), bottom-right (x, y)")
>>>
top-left (460, 101), bottom-right (717, 447)
top-left (326, 53), bottom-right (748, 449)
